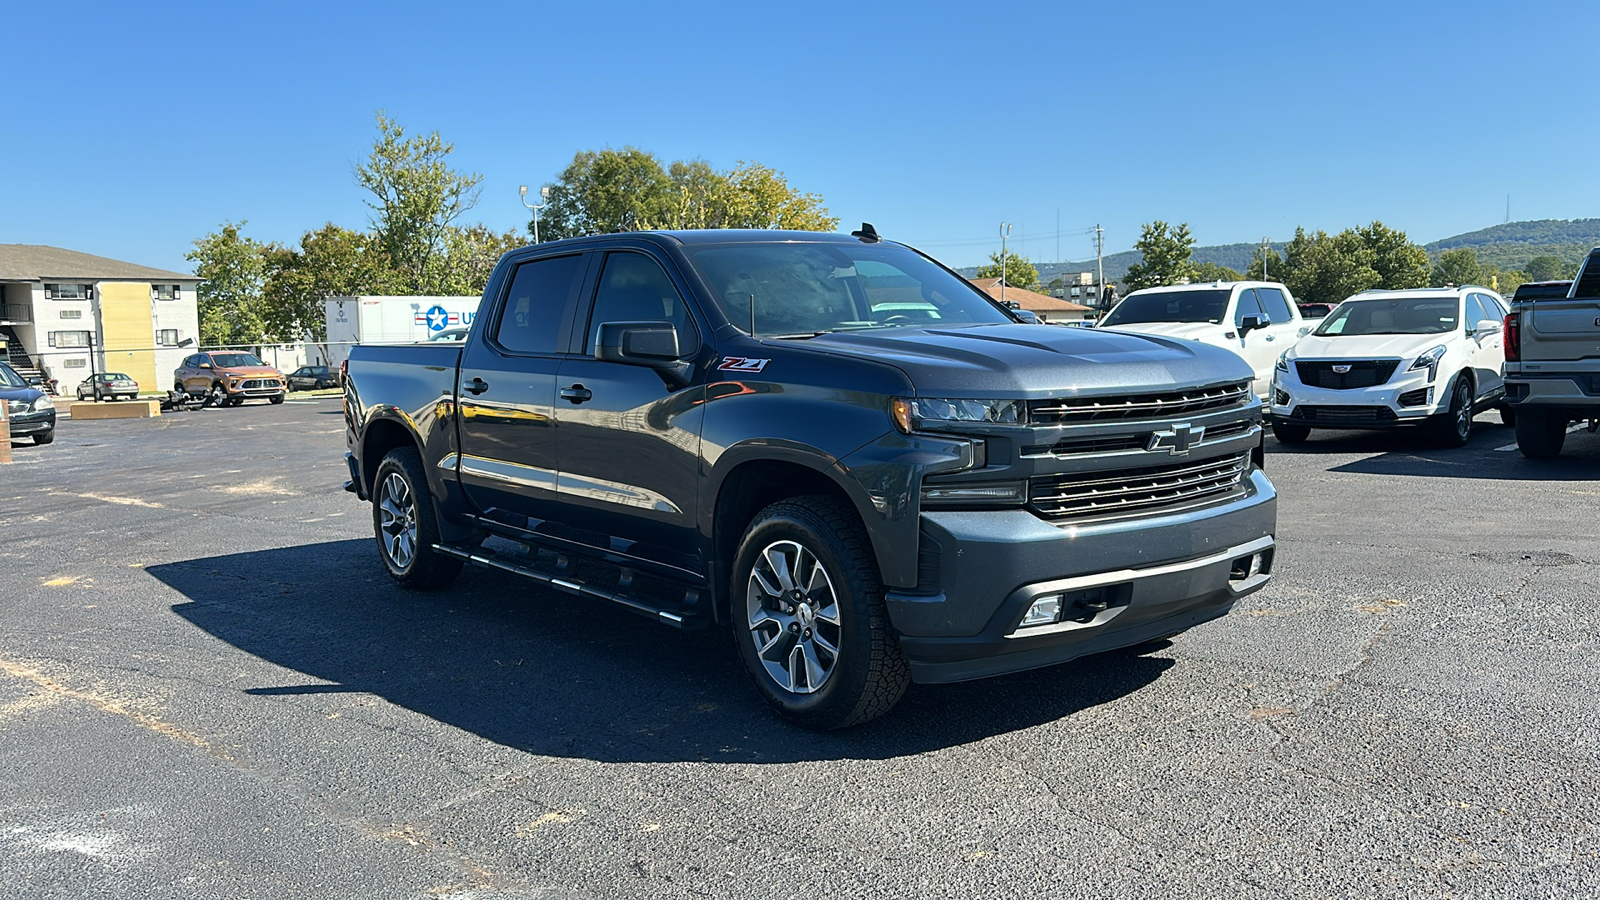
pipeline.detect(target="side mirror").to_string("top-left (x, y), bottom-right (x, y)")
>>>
top-left (596, 321), bottom-right (691, 388)
top-left (199, 362), bottom-right (212, 369)
top-left (25, 376), bottom-right (42, 386)
top-left (1473, 319), bottom-right (1502, 336)
top-left (1238, 314), bottom-right (1266, 335)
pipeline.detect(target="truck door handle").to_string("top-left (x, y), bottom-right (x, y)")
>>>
top-left (560, 384), bottom-right (593, 404)
top-left (464, 377), bottom-right (490, 395)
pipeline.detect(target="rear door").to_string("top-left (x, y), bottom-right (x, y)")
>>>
top-left (1524, 251), bottom-right (1600, 363)
top-left (456, 251), bottom-right (591, 527)
top-left (552, 249), bottom-right (706, 564)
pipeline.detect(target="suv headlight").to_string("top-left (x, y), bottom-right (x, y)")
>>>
top-left (1275, 352), bottom-right (1290, 372)
top-left (891, 398), bottom-right (1023, 433)
top-left (1409, 346), bottom-right (1446, 382)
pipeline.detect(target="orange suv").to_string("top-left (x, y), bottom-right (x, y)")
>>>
top-left (174, 352), bottom-right (287, 406)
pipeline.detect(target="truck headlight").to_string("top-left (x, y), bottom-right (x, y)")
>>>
top-left (1409, 346), bottom-right (1446, 382)
top-left (891, 398), bottom-right (1023, 433)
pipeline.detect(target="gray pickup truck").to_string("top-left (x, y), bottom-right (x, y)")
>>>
top-left (342, 227), bottom-right (1278, 728)
top-left (1503, 252), bottom-right (1597, 457)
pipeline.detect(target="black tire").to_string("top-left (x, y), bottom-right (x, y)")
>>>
top-left (1515, 408), bottom-right (1568, 459)
top-left (33, 431), bottom-right (54, 445)
top-left (1499, 404), bottom-right (1516, 427)
top-left (269, 393), bottom-right (285, 405)
top-left (1271, 420), bottom-right (1311, 444)
top-left (371, 445), bottom-right (463, 589)
top-left (1431, 376), bottom-right (1473, 448)
top-left (730, 495), bottom-right (910, 729)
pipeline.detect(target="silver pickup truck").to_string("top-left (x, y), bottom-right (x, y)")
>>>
top-left (1502, 251), bottom-right (1598, 457)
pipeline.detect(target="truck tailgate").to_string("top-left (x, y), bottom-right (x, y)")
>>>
top-left (1525, 297), bottom-right (1600, 362)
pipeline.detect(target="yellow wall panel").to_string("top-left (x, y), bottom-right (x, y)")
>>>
top-left (98, 282), bottom-right (156, 390)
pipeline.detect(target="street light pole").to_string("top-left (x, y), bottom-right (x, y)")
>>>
top-left (999, 222), bottom-right (1012, 307)
top-left (519, 184), bottom-right (551, 244)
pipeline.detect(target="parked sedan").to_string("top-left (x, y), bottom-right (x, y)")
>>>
top-left (287, 365), bottom-right (339, 391)
top-left (1270, 286), bottom-right (1510, 447)
top-left (75, 372), bottom-right (140, 401)
top-left (2, 362), bottom-right (56, 444)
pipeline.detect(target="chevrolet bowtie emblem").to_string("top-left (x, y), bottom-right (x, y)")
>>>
top-left (1331, 364), bottom-right (1353, 373)
top-left (1147, 423), bottom-right (1205, 456)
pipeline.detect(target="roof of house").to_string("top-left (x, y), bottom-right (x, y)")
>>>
top-left (0, 245), bottom-right (196, 282)
top-left (969, 277), bottom-right (1094, 313)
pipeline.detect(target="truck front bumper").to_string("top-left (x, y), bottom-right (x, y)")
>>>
top-left (888, 470), bottom-right (1276, 684)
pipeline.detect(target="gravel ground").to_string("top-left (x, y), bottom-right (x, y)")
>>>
top-left (1, 398), bottom-right (1595, 898)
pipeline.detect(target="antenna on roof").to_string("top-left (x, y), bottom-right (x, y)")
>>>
top-left (851, 223), bottom-right (881, 243)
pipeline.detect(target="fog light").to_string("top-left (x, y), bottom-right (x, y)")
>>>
top-left (1020, 595), bottom-right (1062, 628)
top-left (1230, 551), bottom-right (1268, 581)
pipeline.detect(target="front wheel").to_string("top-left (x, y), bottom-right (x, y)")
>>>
top-left (731, 495), bottom-right (909, 730)
top-left (371, 446), bottom-right (463, 589)
top-left (1515, 408), bottom-right (1568, 459)
top-left (269, 393), bottom-right (284, 405)
top-left (33, 432), bottom-right (54, 445)
top-left (1431, 377), bottom-right (1473, 448)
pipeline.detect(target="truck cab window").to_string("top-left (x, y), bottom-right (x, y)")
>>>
top-left (494, 254), bottom-right (587, 354)
top-left (1234, 288), bottom-right (1266, 327)
top-left (586, 253), bottom-right (695, 353)
top-left (1257, 287), bottom-right (1293, 323)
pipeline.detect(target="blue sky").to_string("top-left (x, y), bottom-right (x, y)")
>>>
top-left (4, 0), bottom-right (1595, 275)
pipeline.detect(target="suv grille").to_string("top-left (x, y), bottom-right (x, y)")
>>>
top-left (1028, 451), bottom-right (1249, 521)
top-left (1295, 360), bottom-right (1398, 390)
top-left (1029, 381), bottom-right (1251, 424)
top-left (241, 379), bottom-right (277, 389)
top-left (1289, 405), bottom-right (1398, 424)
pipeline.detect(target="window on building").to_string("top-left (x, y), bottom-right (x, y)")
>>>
top-left (59, 309), bottom-right (83, 319)
top-left (157, 329), bottom-right (180, 346)
top-left (63, 358), bottom-right (87, 368)
top-left (49, 330), bottom-right (92, 348)
top-left (44, 283), bottom-right (92, 300)
top-left (153, 284), bottom-right (178, 300)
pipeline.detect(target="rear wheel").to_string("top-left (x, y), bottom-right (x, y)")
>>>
top-left (731, 495), bottom-right (909, 729)
top-left (1271, 420), bottom-right (1311, 444)
top-left (1515, 408), bottom-right (1568, 459)
top-left (372, 446), bottom-right (463, 589)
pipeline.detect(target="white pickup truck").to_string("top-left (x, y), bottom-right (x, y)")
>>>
top-left (1097, 281), bottom-right (1310, 398)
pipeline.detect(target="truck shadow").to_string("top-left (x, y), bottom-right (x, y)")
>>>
top-left (151, 540), bottom-right (1172, 764)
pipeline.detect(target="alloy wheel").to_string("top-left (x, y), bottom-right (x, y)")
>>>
top-left (745, 540), bottom-right (842, 694)
top-left (377, 472), bottom-right (418, 570)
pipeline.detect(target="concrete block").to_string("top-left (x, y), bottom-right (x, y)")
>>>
top-left (69, 400), bottom-right (161, 420)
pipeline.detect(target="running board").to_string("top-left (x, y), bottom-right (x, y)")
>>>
top-left (432, 542), bottom-right (707, 630)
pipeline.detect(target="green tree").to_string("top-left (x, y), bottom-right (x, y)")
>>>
top-left (1356, 221), bottom-right (1430, 289)
top-left (1431, 247), bottom-right (1486, 287)
top-left (716, 161), bottom-right (837, 231)
top-left (1275, 227), bottom-right (1380, 306)
top-left (187, 222), bottom-right (272, 346)
top-left (1192, 261), bottom-right (1243, 282)
top-left (1488, 268), bottom-right (1528, 297)
top-left (355, 112), bottom-right (483, 293)
top-left (1525, 254), bottom-right (1570, 282)
top-left (975, 250), bottom-right (1039, 289)
top-left (1122, 221), bottom-right (1197, 291)
top-left (434, 225), bottom-right (526, 296)
top-left (263, 224), bottom-right (396, 341)
top-left (1246, 246), bottom-right (1283, 282)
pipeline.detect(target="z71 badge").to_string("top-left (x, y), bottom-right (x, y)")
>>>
top-left (718, 357), bottom-right (771, 373)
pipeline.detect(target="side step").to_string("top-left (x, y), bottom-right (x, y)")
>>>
top-left (433, 540), bottom-right (709, 630)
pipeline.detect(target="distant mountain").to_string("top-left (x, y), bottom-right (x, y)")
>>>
top-left (957, 219), bottom-right (1599, 284)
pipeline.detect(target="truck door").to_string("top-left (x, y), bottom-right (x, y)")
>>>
top-left (456, 251), bottom-right (590, 527)
top-left (553, 250), bottom-right (706, 564)
top-left (1232, 288), bottom-right (1279, 396)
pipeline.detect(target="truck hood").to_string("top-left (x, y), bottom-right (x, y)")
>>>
top-left (1291, 332), bottom-right (1444, 361)
top-left (1097, 321), bottom-right (1232, 344)
top-left (784, 324), bottom-right (1255, 396)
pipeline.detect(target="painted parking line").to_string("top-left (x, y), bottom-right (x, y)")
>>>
top-left (1494, 421), bottom-right (1586, 452)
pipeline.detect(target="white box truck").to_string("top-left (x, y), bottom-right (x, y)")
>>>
top-left (317, 296), bottom-right (481, 369)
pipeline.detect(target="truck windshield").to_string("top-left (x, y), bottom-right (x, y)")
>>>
top-left (1314, 298), bottom-right (1460, 336)
top-left (1100, 289), bottom-right (1230, 326)
top-left (687, 242), bottom-right (1013, 337)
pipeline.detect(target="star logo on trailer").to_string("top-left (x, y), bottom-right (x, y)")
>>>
top-left (422, 306), bottom-right (451, 331)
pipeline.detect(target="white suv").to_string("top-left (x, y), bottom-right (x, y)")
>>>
top-left (1097, 281), bottom-right (1309, 398)
top-left (1269, 286), bottom-right (1510, 446)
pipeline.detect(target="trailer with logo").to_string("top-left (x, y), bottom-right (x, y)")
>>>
top-left (315, 295), bottom-right (482, 369)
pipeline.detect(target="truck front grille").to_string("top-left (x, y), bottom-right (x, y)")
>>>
top-left (1294, 360), bottom-right (1398, 389)
top-left (1028, 451), bottom-right (1250, 522)
top-left (1029, 381), bottom-right (1251, 424)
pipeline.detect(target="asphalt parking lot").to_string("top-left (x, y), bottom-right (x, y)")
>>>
top-left (1, 398), bottom-right (1596, 899)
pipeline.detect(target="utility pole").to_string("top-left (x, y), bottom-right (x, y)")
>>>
top-left (1094, 224), bottom-right (1105, 309)
top-left (999, 222), bottom-right (1012, 307)
top-left (1261, 237), bottom-right (1272, 281)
